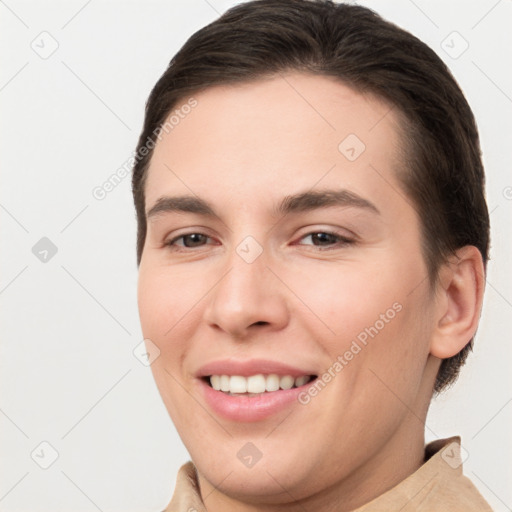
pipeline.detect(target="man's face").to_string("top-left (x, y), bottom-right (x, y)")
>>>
top-left (137, 73), bottom-right (439, 503)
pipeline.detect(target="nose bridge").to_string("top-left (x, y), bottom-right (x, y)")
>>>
top-left (204, 235), bottom-right (289, 337)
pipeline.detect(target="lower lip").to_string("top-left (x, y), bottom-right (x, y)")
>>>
top-left (198, 378), bottom-right (314, 422)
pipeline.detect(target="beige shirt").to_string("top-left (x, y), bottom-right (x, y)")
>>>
top-left (163, 437), bottom-right (492, 511)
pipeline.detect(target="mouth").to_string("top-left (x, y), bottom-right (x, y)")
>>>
top-left (195, 359), bottom-right (320, 421)
top-left (202, 373), bottom-right (318, 397)
top-left (198, 373), bottom-right (319, 422)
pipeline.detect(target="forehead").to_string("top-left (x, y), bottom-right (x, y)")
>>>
top-left (144, 72), bottom-right (406, 215)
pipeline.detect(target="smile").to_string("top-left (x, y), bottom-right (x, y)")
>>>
top-left (195, 358), bottom-right (319, 421)
top-left (207, 374), bottom-right (315, 396)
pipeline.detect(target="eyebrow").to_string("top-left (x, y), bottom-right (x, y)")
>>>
top-left (146, 188), bottom-right (380, 221)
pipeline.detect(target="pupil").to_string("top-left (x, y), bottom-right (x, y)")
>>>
top-left (313, 233), bottom-right (334, 245)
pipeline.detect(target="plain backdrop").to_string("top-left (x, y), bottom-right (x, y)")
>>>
top-left (1, 0), bottom-right (511, 510)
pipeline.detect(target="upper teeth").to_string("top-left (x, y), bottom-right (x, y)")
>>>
top-left (209, 374), bottom-right (312, 394)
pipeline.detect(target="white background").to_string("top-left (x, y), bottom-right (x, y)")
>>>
top-left (1, 0), bottom-right (511, 510)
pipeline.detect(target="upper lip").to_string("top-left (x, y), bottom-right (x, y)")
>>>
top-left (196, 358), bottom-right (317, 378)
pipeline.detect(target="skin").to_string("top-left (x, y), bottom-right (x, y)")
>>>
top-left (137, 73), bottom-right (485, 511)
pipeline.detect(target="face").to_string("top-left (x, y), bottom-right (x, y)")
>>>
top-left (137, 73), bottom-right (439, 507)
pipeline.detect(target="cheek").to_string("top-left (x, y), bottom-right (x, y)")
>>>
top-left (288, 252), bottom-right (431, 379)
top-left (137, 262), bottom-right (202, 341)
top-left (137, 265), bottom-right (202, 427)
top-left (287, 256), bottom-right (403, 337)
top-left (136, 263), bottom-right (204, 406)
top-left (290, 261), bottom-right (432, 442)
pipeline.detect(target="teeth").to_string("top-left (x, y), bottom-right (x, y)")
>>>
top-left (220, 375), bottom-right (230, 392)
top-left (211, 375), bottom-right (221, 391)
top-left (280, 375), bottom-right (294, 390)
top-left (247, 374), bottom-right (266, 393)
top-left (294, 375), bottom-right (309, 387)
top-left (230, 375), bottom-right (247, 393)
top-left (266, 373), bottom-right (280, 392)
top-left (208, 373), bottom-right (313, 394)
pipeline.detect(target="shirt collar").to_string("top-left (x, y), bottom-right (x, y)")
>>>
top-left (164, 437), bottom-right (491, 511)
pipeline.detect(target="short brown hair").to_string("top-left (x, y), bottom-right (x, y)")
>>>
top-left (131, 0), bottom-right (490, 393)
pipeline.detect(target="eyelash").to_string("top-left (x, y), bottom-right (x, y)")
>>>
top-left (165, 231), bottom-right (354, 252)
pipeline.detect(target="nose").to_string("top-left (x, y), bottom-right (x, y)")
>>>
top-left (203, 247), bottom-right (289, 340)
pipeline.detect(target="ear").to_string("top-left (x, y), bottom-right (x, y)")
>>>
top-left (430, 246), bottom-right (486, 359)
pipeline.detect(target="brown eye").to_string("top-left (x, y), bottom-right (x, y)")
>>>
top-left (299, 231), bottom-right (353, 249)
top-left (309, 232), bottom-right (338, 246)
top-left (168, 233), bottom-right (210, 248)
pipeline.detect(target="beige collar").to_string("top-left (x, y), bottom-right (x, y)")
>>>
top-left (164, 437), bottom-right (492, 511)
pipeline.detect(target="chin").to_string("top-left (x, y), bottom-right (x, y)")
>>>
top-left (191, 440), bottom-right (320, 501)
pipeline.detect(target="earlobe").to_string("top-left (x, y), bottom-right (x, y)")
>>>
top-left (429, 246), bottom-right (485, 359)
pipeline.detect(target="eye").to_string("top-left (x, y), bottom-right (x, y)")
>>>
top-left (166, 233), bottom-right (213, 250)
top-left (164, 230), bottom-right (353, 252)
top-left (297, 231), bottom-right (354, 249)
